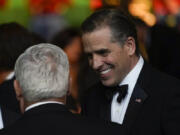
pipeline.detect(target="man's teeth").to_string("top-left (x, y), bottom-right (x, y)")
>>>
top-left (101, 69), bottom-right (111, 74)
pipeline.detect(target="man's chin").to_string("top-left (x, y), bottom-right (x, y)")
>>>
top-left (101, 79), bottom-right (116, 87)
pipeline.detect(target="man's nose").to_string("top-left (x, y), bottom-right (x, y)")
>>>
top-left (91, 54), bottom-right (103, 70)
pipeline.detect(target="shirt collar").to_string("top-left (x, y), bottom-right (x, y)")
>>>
top-left (25, 101), bottom-right (64, 112)
top-left (5, 71), bottom-right (14, 80)
top-left (0, 107), bottom-right (4, 129)
top-left (119, 56), bottom-right (144, 94)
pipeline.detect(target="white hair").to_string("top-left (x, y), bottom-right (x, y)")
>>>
top-left (14, 43), bottom-right (69, 102)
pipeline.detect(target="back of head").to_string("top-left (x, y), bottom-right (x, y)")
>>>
top-left (14, 43), bottom-right (69, 102)
top-left (51, 27), bottom-right (80, 49)
top-left (51, 27), bottom-right (83, 64)
top-left (81, 8), bottom-right (139, 55)
top-left (0, 22), bottom-right (45, 71)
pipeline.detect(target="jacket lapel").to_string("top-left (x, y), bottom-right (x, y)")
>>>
top-left (99, 85), bottom-right (112, 121)
top-left (99, 99), bottom-right (111, 121)
top-left (123, 84), bottom-right (148, 129)
top-left (122, 62), bottom-right (152, 130)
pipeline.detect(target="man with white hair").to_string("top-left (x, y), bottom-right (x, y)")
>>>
top-left (0, 43), bottom-right (125, 135)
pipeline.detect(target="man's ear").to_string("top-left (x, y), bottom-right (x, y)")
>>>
top-left (14, 80), bottom-right (25, 113)
top-left (125, 37), bottom-right (136, 56)
top-left (14, 80), bottom-right (22, 101)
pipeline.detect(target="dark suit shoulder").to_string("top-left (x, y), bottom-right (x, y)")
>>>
top-left (81, 82), bottom-right (110, 118)
top-left (1, 106), bottom-right (21, 129)
top-left (138, 62), bottom-right (180, 92)
top-left (86, 82), bottom-right (104, 95)
top-left (82, 82), bottom-right (106, 105)
top-left (1, 104), bottom-right (126, 135)
top-left (0, 78), bottom-right (20, 113)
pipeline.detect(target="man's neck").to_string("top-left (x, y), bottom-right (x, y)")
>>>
top-left (23, 97), bottom-right (66, 113)
top-left (129, 55), bottom-right (140, 72)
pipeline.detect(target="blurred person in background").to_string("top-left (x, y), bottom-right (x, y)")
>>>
top-left (29, 0), bottom-right (69, 41)
top-left (0, 22), bottom-right (45, 129)
top-left (51, 27), bottom-right (98, 113)
top-left (148, 24), bottom-right (180, 79)
top-left (134, 18), bottom-right (150, 61)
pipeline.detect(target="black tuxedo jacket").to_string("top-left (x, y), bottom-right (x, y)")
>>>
top-left (0, 106), bottom-right (21, 129)
top-left (82, 62), bottom-right (180, 135)
top-left (0, 103), bottom-right (126, 135)
top-left (0, 77), bottom-right (20, 113)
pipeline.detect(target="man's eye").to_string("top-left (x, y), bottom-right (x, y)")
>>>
top-left (87, 54), bottom-right (92, 59)
top-left (101, 52), bottom-right (108, 57)
top-left (97, 50), bottom-right (110, 57)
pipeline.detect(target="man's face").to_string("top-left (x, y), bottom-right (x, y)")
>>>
top-left (82, 27), bottom-right (133, 87)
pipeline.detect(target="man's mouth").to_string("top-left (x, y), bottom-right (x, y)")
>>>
top-left (98, 66), bottom-right (114, 79)
top-left (95, 64), bottom-right (114, 78)
top-left (100, 68), bottom-right (111, 75)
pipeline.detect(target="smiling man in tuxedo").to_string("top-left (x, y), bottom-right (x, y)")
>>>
top-left (81, 8), bottom-right (180, 135)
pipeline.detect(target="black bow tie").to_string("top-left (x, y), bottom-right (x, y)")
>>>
top-left (105, 85), bottom-right (128, 103)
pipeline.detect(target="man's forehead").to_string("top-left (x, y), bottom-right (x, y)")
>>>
top-left (83, 27), bottom-right (110, 36)
top-left (82, 28), bottom-right (111, 44)
top-left (84, 46), bottom-right (109, 53)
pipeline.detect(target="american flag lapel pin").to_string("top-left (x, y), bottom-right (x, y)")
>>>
top-left (135, 98), bottom-right (142, 103)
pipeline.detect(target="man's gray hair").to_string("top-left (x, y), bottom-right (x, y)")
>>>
top-left (14, 43), bottom-right (69, 102)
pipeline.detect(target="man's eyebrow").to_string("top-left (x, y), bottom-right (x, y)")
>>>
top-left (85, 49), bottom-right (110, 55)
top-left (94, 49), bottom-right (110, 54)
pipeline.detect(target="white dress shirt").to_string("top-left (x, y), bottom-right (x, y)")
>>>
top-left (25, 101), bottom-right (64, 112)
top-left (0, 107), bottom-right (4, 129)
top-left (5, 72), bottom-right (14, 81)
top-left (111, 56), bottom-right (144, 124)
